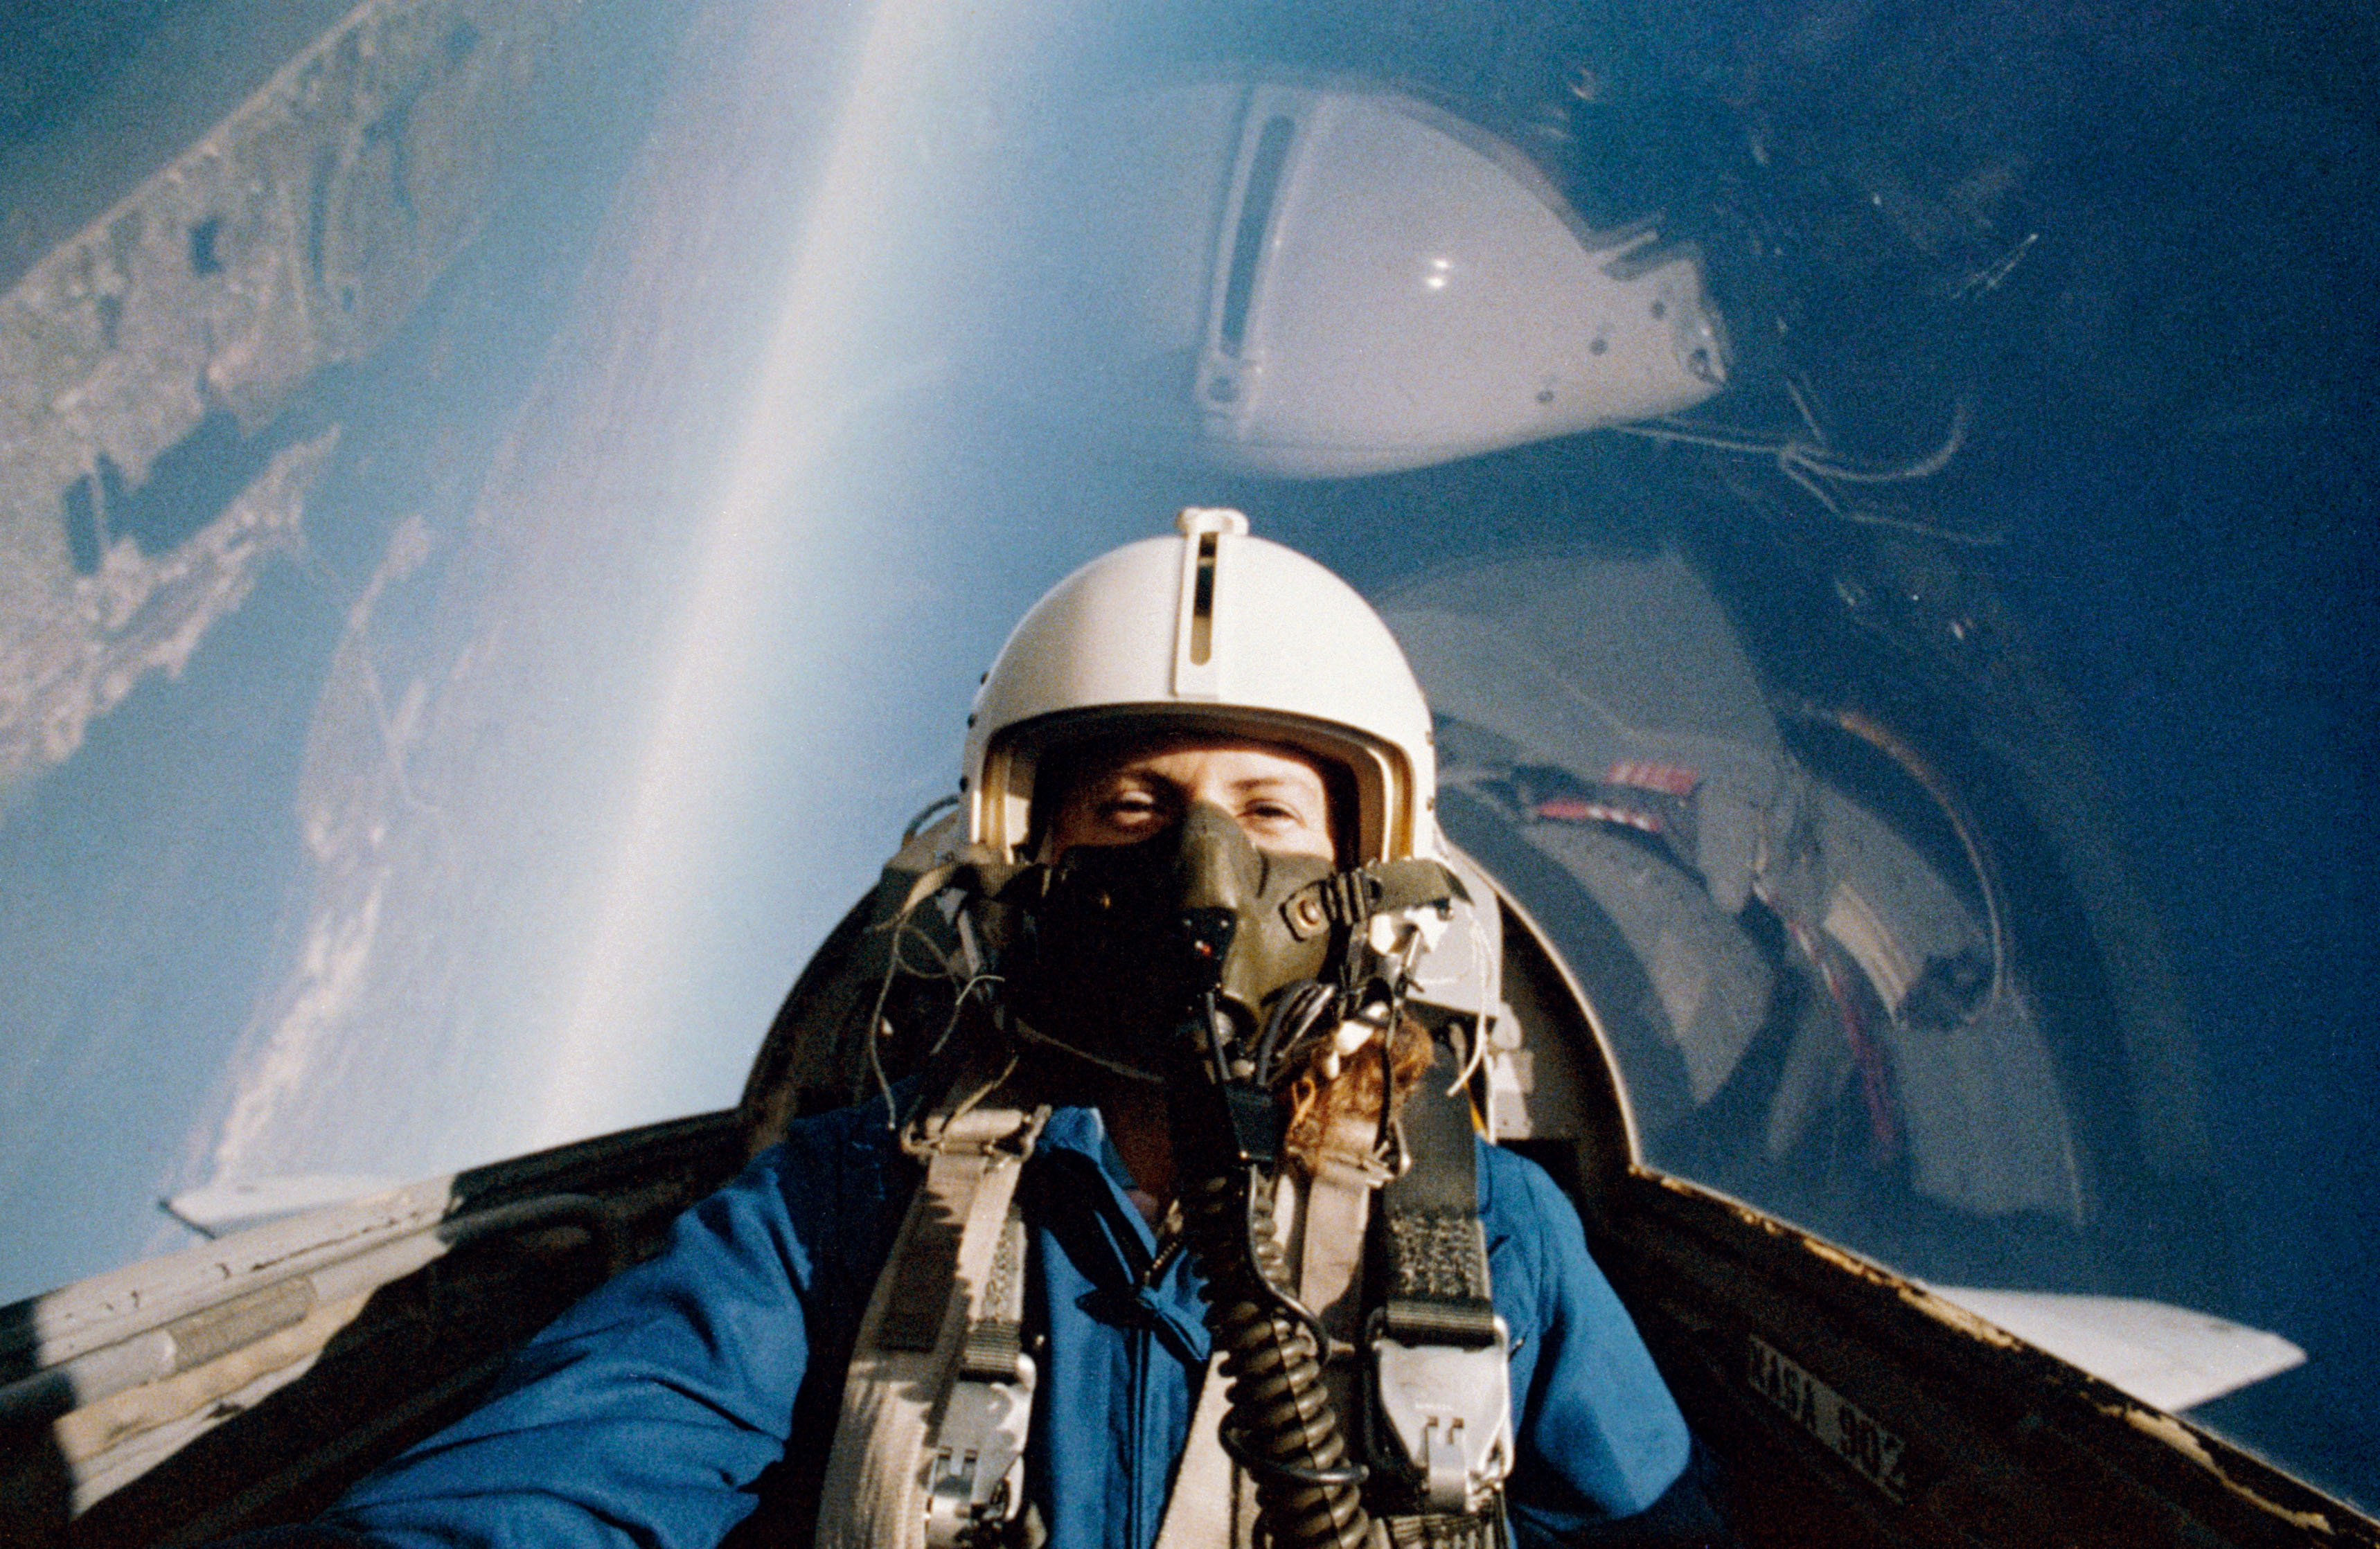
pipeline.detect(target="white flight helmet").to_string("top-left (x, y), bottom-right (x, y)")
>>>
top-left (964, 508), bottom-right (1437, 864)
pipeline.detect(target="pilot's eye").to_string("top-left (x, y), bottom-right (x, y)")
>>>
top-left (1241, 797), bottom-right (1313, 831)
top-left (1096, 789), bottom-right (1165, 826)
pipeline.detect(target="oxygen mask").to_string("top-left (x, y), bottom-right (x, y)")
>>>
top-left (1007, 804), bottom-right (1338, 1084)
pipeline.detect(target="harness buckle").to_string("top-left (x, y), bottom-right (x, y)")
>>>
top-left (923, 1352), bottom-right (1037, 1548)
top-left (1371, 1318), bottom-right (1514, 1514)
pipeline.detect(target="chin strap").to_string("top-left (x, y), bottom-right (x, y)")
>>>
top-left (1278, 859), bottom-right (1471, 943)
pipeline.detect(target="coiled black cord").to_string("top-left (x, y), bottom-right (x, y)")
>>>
top-left (1171, 1000), bottom-right (1374, 1549)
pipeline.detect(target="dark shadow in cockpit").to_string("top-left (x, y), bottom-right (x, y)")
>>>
top-left (0, 1293), bottom-right (75, 1548)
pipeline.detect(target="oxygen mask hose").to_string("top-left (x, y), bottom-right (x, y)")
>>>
top-left (1163, 923), bottom-right (1374, 1549)
top-left (1013, 808), bottom-right (1376, 1548)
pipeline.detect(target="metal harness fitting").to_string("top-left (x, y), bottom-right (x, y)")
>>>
top-left (1371, 1316), bottom-right (1515, 1515)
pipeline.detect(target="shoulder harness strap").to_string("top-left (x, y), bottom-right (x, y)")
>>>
top-left (1366, 1030), bottom-right (1513, 1548)
top-left (817, 1076), bottom-right (1050, 1549)
top-left (822, 1037), bottom-right (1511, 1549)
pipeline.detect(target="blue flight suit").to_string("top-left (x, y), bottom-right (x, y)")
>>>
top-left (310, 1100), bottom-right (1691, 1549)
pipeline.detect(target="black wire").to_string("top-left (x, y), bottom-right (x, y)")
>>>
top-left (1201, 992), bottom-right (1235, 1077)
top-left (1219, 1422), bottom-right (1369, 1487)
top-left (1253, 980), bottom-right (1335, 1087)
top-left (1243, 1170), bottom-right (1338, 1359)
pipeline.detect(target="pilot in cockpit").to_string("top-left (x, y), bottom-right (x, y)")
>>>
top-left (240, 508), bottom-right (1731, 1549)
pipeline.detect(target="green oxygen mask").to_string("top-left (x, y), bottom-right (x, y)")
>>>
top-left (1005, 803), bottom-right (1340, 1084)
